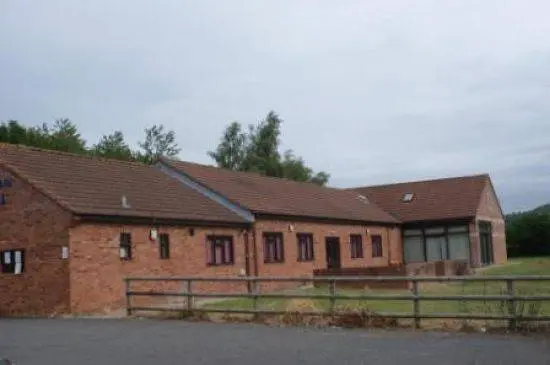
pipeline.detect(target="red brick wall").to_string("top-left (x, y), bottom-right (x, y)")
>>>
top-left (68, 224), bottom-right (247, 314)
top-left (0, 169), bottom-right (72, 316)
top-left (474, 181), bottom-right (507, 265)
top-left (252, 219), bottom-right (400, 291)
top-left (468, 221), bottom-right (481, 267)
top-left (68, 220), bottom-right (401, 314)
top-left (388, 227), bottom-right (403, 264)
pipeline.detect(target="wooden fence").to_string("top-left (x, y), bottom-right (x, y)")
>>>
top-left (125, 275), bottom-right (550, 329)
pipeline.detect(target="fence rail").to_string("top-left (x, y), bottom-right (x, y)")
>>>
top-left (124, 275), bottom-right (550, 330)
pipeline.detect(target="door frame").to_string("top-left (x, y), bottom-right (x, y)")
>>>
top-left (478, 221), bottom-right (494, 265)
top-left (325, 236), bottom-right (341, 270)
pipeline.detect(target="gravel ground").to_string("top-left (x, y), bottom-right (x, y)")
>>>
top-left (1, 318), bottom-right (550, 365)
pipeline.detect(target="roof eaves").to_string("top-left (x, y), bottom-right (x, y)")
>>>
top-left (400, 216), bottom-right (475, 225)
top-left (255, 212), bottom-right (401, 226)
top-left (76, 213), bottom-right (251, 227)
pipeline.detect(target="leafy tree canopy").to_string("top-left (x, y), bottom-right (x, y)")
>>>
top-left (92, 131), bottom-right (133, 161)
top-left (0, 119), bottom-right (180, 164)
top-left (138, 124), bottom-right (181, 164)
top-left (506, 204), bottom-right (550, 257)
top-left (209, 111), bottom-right (330, 186)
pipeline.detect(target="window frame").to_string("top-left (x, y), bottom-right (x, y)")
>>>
top-left (207, 235), bottom-right (234, 266)
top-left (297, 233), bottom-right (314, 262)
top-left (349, 234), bottom-right (364, 259)
top-left (119, 232), bottom-right (132, 261)
top-left (263, 232), bottom-right (285, 263)
top-left (159, 233), bottom-right (170, 260)
top-left (1, 249), bottom-right (25, 274)
top-left (402, 225), bottom-right (472, 264)
top-left (371, 234), bottom-right (383, 258)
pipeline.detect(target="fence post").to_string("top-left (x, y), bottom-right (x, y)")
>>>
top-left (125, 278), bottom-right (132, 317)
top-left (252, 278), bottom-right (260, 321)
top-left (186, 279), bottom-right (194, 312)
top-left (329, 279), bottom-right (336, 317)
top-left (412, 279), bottom-right (420, 330)
top-left (506, 279), bottom-right (517, 331)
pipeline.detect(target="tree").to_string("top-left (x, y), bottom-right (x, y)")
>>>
top-left (0, 119), bottom-right (75, 151)
top-left (138, 124), bottom-right (180, 163)
top-left (309, 171), bottom-right (330, 186)
top-left (533, 204), bottom-right (550, 214)
top-left (209, 111), bottom-right (330, 185)
top-left (506, 205), bottom-right (550, 257)
top-left (0, 120), bottom-right (28, 145)
top-left (93, 131), bottom-right (133, 161)
top-left (243, 111), bottom-right (282, 176)
top-left (208, 121), bottom-right (247, 170)
top-left (49, 118), bottom-right (86, 153)
top-left (26, 123), bottom-right (52, 149)
top-left (280, 150), bottom-right (331, 185)
top-left (280, 150), bottom-right (311, 182)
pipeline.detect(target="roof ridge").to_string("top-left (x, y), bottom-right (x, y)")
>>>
top-left (0, 143), bottom-right (149, 168)
top-left (352, 173), bottom-right (490, 190)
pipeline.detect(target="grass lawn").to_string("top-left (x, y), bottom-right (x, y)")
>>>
top-left (202, 257), bottom-right (550, 321)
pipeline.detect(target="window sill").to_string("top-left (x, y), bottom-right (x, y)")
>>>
top-left (207, 262), bottom-right (234, 267)
top-left (264, 260), bottom-right (285, 264)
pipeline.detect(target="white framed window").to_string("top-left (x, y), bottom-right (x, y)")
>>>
top-left (1, 249), bottom-right (24, 274)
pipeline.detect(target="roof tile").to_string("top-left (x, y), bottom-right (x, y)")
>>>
top-left (161, 159), bottom-right (399, 224)
top-left (0, 144), bottom-right (247, 224)
top-left (352, 175), bottom-right (490, 223)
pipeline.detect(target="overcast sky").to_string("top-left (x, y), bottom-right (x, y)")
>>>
top-left (1, 1), bottom-right (549, 213)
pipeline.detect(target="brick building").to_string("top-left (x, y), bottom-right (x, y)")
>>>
top-left (352, 174), bottom-right (507, 267)
top-left (0, 144), bottom-right (506, 316)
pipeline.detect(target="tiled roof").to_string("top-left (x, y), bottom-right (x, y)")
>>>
top-left (0, 144), bottom-right (247, 224)
top-left (160, 159), bottom-right (399, 224)
top-left (352, 174), bottom-right (490, 223)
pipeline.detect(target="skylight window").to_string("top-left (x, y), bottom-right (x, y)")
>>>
top-left (356, 194), bottom-right (369, 204)
top-left (403, 193), bottom-right (414, 202)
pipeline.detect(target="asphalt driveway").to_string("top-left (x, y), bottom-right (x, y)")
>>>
top-left (1, 319), bottom-right (549, 365)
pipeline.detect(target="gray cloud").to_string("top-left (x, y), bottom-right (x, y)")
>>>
top-left (1, 0), bottom-right (550, 212)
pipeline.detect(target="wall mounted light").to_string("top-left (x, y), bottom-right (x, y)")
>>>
top-left (150, 228), bottom-right (158, 241)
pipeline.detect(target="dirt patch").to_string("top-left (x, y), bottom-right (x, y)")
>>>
top-left (285, 298), bottom-right (319, 313)
top-left (330, 305), bottom-right (399, 329)
top-left (280, 299), bottom-right (325, 326)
